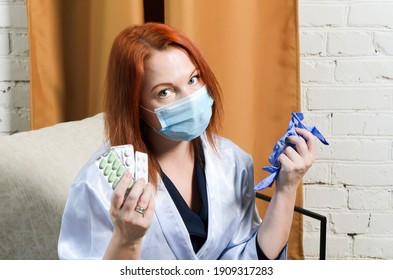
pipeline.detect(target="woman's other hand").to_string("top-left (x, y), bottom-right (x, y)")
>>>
top-left (104, 173), bottom-right (155, 259)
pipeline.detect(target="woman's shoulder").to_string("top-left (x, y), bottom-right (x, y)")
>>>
top-left (208, 135), bottom-right (253, 166)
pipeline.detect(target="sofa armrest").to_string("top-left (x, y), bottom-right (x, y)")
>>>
top-left (0, 113), bottom-right (105, 259)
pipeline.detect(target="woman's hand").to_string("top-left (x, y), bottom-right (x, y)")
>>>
top-left (276, 127), bottom-right (317, 193)
top-left (258, 127), bottom-right (317, 259)
top-left (104, 172), bottom-right (155, 259)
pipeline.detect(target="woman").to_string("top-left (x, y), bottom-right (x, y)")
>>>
top-left (58, 22), bottom-right (317, 260)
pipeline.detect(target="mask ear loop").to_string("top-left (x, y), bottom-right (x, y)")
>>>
top-left (139, 105), bottom-right (163, 130)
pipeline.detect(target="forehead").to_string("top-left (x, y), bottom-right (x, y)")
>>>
top-left (144, 47), bottom-right (196, 83)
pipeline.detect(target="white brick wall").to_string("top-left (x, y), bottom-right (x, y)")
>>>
top-left (1, 0), bottom-right (391, 260)
top-left (0, 0), bottom-right (30, 135)
top-left (300, 0), bottom-right (393, 259)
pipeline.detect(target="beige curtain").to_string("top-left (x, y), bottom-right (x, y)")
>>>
top-left (27, 0), bottom-right (303, 259)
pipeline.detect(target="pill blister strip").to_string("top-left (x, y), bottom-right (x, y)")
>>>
top-left (95, 144), bottom-right (148, 190)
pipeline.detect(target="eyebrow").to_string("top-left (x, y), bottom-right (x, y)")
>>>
top-left (150, 68), bottom-right (199, 93)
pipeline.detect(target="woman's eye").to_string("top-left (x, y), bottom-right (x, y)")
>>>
top-left (188, 74), bottom-right (200, 85)
top-left (158, 89), bottom-right (174, 98)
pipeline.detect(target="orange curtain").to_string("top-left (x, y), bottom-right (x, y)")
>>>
top-left (27, 0), bottom-right (302, 259)
top-left (27, 0), bottom-right (144, 129)
top-left (166, 0), bottom-right (302, 259)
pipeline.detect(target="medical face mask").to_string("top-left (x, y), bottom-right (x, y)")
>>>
top-left (141, 85), bottom-right (214, 141)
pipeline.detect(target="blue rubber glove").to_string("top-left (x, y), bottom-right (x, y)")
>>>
top-left (254, 112), bottom-right (329, 191)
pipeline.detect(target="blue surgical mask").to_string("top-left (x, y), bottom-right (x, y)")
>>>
top-left (141, 85), bottom-right (214, 141)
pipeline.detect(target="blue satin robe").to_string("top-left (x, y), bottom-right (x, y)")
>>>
top-left (58, 135), bottom-right (287, 260)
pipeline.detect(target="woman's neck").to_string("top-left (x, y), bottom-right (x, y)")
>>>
top-left (145, 125), bottom-right (198, 210)
top-left (146, 126), bottom-right (194, 167)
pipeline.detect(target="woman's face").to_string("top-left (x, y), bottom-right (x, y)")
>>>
top-left (140, 47), bottom-right (204, 110)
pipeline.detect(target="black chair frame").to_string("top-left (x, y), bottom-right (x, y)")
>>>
top-left (256, 192), bottom-right (327, 260)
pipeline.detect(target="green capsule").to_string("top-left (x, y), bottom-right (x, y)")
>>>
top-left (99, 158), bottom-right (107, 169)
top-left (103, 165), bottom-right (111, 176)
top-left (116, 165), bottom-right (126, 176)
top-left (108, 151), bottom-right (117, 163)
top-left (108, 172), bottom-right (116, 183)
top-left (113, 178), bottom-right (120, 189)
top-left (112, 159), bottom-right (121, 170)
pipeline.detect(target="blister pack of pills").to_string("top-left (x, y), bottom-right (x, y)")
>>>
top-left (95, 144), bottom-right (148, 190)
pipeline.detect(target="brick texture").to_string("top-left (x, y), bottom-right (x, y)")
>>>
top-left (300, 0), bottom-right (393, 259)
top-left (0, 0), bottom-right (30, 134)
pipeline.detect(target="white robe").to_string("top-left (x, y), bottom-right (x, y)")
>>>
top-left (58, 135), bottom-right (287, 260)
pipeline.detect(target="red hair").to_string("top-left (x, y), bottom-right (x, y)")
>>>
top-left (104, 23), bottom-right (223, 185)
